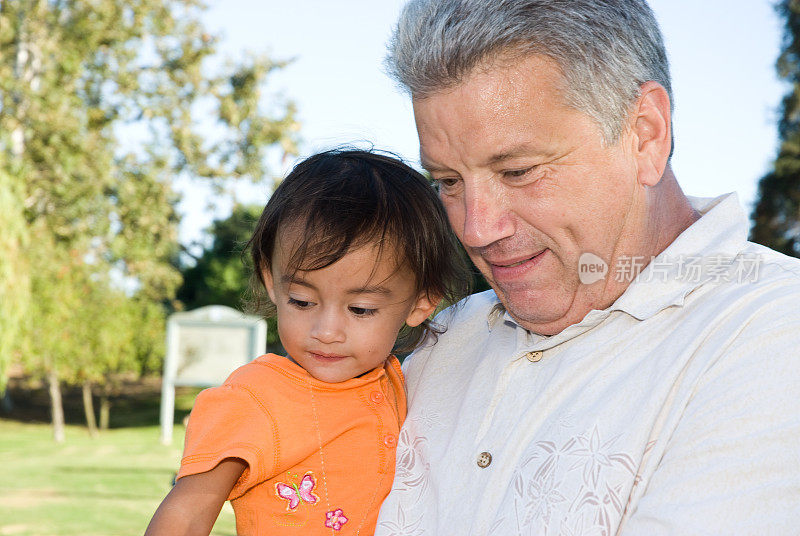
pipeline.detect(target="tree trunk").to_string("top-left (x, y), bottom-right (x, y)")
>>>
top-left (99, 385), bottom-right (111, 430)
top-left (82, 381), bottom-right (98, 437)
top-left (47, 370), bottom-right (65, 443)
top-left (1, 389), bottom-right (13, 413)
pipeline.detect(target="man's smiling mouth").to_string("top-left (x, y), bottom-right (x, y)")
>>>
top-left (489, 249), bottom-right (547, 268)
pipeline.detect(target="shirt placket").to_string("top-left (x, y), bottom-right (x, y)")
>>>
top-left (469, 312), bottom-right (612, 481)
top-left (369, 375), bottom-right (400, 453)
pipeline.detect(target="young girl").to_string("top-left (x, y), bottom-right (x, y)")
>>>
top-left (145, 149), bottom-right (471, 535)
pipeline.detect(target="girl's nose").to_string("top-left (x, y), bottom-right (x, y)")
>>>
top-left (310, 309), bottom-right (346, 344)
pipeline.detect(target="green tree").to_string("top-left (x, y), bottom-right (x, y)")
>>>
top-left (0, 0), bottom-right (299, 440)
top-left (23, 231), bottom-right (85, 442)
top-left (178, 204), bottom-right (262, 309)
top-left (0, 167), bottom-right (29, 394)
top-left (751, 0), bottom-right (800, 257)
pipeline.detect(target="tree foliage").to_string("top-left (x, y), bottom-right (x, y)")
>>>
top-left (176, 204), bottom-right (281, 350)
top-left (751, 0), bottom-right (800, 257)
top-left (177, 204), bottom-right (262, 310)
top-left (0, 0), bottom-right (299, 437)
top-left (0, 167), bottom-right (29, 393)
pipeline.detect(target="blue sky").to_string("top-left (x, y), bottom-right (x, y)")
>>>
top-left (181, 0), bottom-right (784, 245)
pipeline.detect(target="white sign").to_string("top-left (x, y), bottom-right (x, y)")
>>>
top-left (160, 305), bottom-right (267, 444)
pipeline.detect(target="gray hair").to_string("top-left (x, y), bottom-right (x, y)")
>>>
top-left (386, 0), bottom-right (673, 144)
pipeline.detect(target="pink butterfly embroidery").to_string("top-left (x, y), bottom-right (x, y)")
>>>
top-left (275, 471), bottom-right (320, 511)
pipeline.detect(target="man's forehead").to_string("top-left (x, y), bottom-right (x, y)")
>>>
top-left (411, 52), bottom-right (566, 101)
top-left (412, 55), bottom-right (589, 172)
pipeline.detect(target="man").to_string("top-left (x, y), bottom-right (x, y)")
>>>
top-left (375, 1), bottom-right (800, 534)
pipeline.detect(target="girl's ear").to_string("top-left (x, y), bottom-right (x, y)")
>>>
top-left (263, 267), bottom-right (277, 304)
top-left (404, 293), bottom-right (440, 327)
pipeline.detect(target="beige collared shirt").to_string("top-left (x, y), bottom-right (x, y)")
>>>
top-left (376, 193), bottom-right (800, 535)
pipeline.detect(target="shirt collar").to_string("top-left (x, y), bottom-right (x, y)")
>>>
top-left (487, 301), bottom-right (530, 332)
top-left (610, 192), bottom-right (749, 320)
top-left (486, 192), bottom-right (750, 333)
top-left (487, 302), bottom-right (506, 330)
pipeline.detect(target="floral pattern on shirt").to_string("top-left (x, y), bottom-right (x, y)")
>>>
top-left (495, 426), bottom-right (637, 536)
top-left (383, 425), bottom-right (639, 536)
top-left (393, 427), bottom-right (431, 496)
top-left (377, 503), bottom-right (425, 536)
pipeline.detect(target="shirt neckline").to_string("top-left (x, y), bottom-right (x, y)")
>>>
top-left (259, 353), bottom-right (392, 390)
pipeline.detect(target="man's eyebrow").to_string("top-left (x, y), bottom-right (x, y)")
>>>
top-left (420, 144), bottom-right (551, 172)
top-left (419, 154), bottom-right (448, 173)
top-left (486, 144), bottom-right (550, 165)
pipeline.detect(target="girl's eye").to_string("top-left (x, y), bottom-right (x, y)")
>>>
top-left (349, 306), bottom-right (377, 317)
top-left (288, 297), bottom-right (312, 308)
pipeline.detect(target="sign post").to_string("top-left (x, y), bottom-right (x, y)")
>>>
top-left (160, 306), bottom-right (267, 445)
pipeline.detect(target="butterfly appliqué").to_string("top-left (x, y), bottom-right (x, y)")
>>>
top-left (275, 471), bottom-right (320, 511)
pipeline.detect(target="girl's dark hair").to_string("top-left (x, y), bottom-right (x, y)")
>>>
top-left (246, 148), bottom-right (472, 352)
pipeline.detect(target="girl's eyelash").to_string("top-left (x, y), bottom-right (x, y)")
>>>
top-left (286, 298), bottom-right (375, 316)
top-left (349, 306), bottom-right (377, 316)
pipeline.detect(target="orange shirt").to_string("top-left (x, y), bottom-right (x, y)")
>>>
top-left (177, 353), bottom-right (406, 535)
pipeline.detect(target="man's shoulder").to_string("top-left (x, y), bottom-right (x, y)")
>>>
top-left (684, 243), bottom-right (800, 350)
top-left (741, 240), bottom-right (800, 281)
top-left (403, 290), bottom-right (500, 374)
top-left (435, 289), bottom-right (500, 332)
top-left (720, 242), bottom-right (800, 315)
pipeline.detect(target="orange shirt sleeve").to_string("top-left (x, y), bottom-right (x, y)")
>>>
top-left (177, 382), bottom-right (278, 500)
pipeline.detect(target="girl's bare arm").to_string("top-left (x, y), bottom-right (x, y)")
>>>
top-left (144, 458), bottom-right (246, 536)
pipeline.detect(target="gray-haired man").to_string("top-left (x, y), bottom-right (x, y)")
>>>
top-left (375, 1), bottom-right (800, 534)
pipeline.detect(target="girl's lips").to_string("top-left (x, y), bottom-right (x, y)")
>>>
top-left (488, 249), bottom-right (548, 281)
top-left (309, 352), bottom-right (347, 361)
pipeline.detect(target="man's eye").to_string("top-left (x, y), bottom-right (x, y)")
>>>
top-left (435, 177), bottom-right (461, 193)
top-left (349, 306), bottom-right (377, 316)
top-left (503, 167), bottom-right (533, 179)
top-left (288, 298), bottom-right (312, 308)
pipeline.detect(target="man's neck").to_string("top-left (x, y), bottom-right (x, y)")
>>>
top-left (642, 166), bottom-right (701, 260)
top-left (598, 165), bottom-right (700, 311)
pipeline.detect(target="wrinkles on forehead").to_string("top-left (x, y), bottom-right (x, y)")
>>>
top-left (413, 54), bottom-right (577, 175)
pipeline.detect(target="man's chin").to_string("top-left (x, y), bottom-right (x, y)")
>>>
top-left (494, 288), bottom-right (575, 335)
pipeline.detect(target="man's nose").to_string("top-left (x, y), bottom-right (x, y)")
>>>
top-left (310, 308), bottom-right (346, 344)
top-left (460, 178), bottom-right (514, 249)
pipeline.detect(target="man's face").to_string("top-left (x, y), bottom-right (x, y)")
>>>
top-left (414, 54), bottom-right (641, 335)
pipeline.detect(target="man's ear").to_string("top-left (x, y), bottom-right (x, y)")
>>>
top-left (405, 293), bottom-right (441, 327)
top-left (632, 80), bottom-right (672, 187)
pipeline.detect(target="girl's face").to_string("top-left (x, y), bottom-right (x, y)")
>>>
top-left (264, 233), bottom-right (437, 383)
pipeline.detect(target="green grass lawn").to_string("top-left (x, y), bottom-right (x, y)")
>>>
top-left (0, 387), bottom-right (236, 536)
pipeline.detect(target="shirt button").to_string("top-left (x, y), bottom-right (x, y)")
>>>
top-left (525, 351), bottom-right (543, 362)
top-left (370, 391), bottom-right (384, 403)
top-left (477, 451), bottom-right (492, 468)
top-left (383, 434), bottom-right (397, 448)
